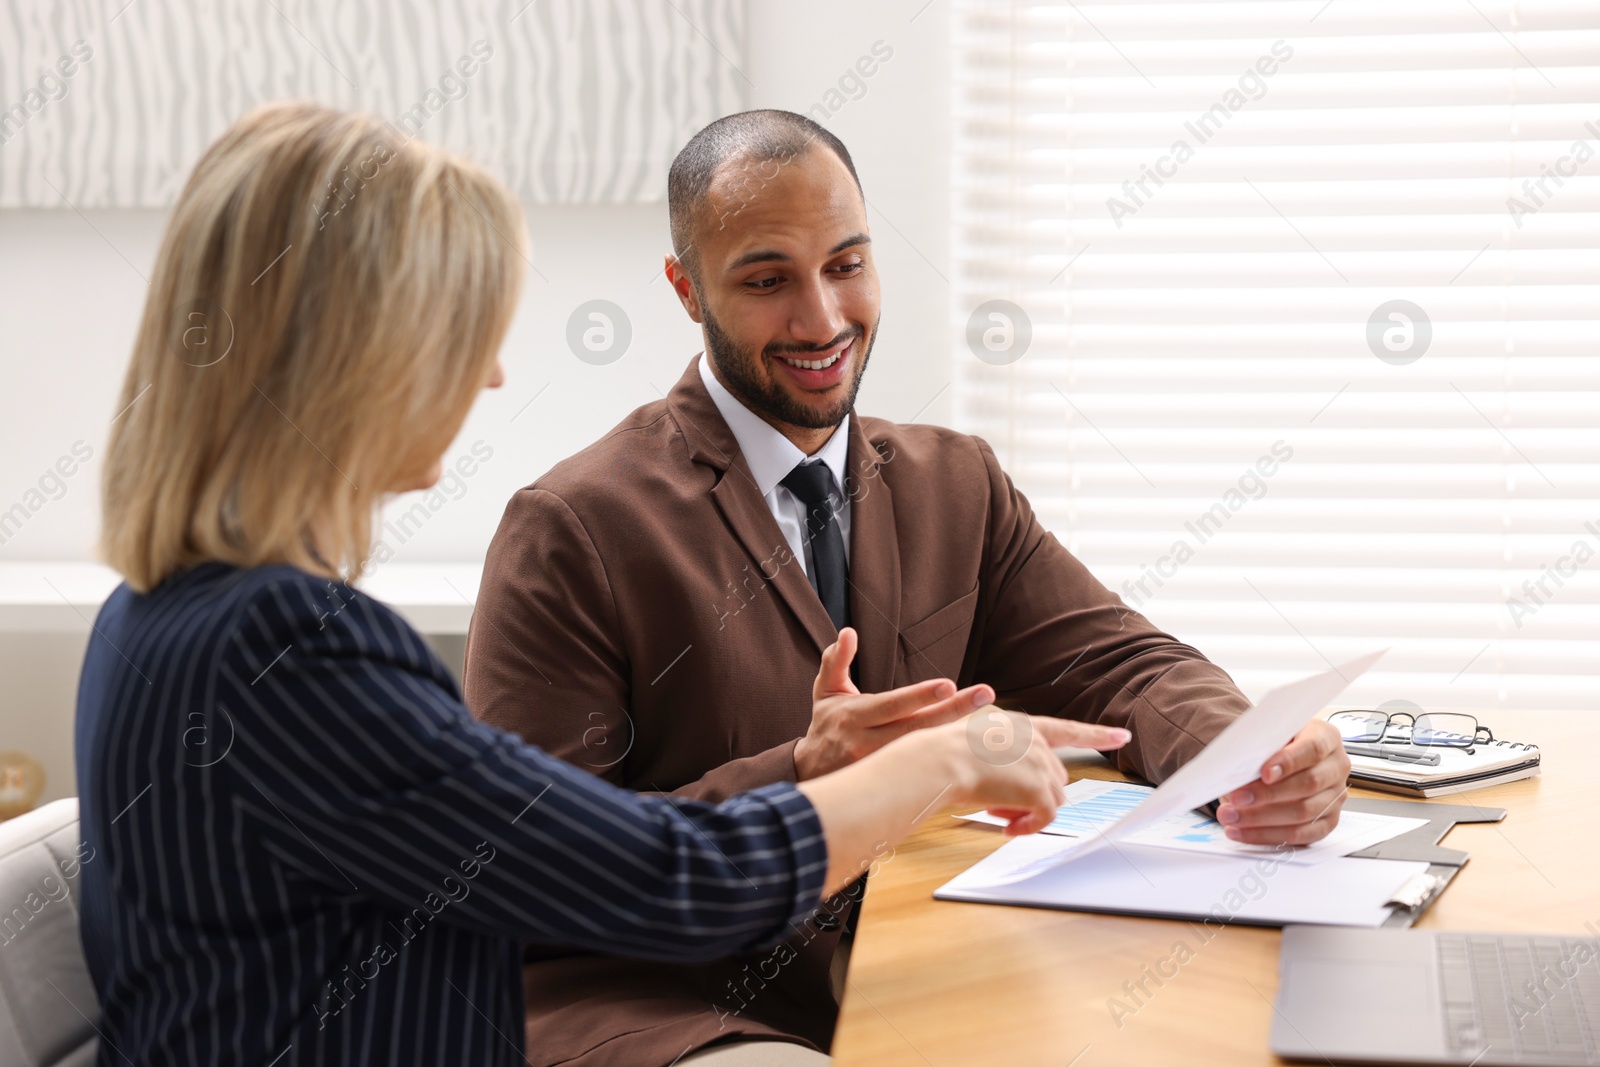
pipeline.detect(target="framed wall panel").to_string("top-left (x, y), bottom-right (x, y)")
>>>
top-left (0, 0), bottom-right (746, 206)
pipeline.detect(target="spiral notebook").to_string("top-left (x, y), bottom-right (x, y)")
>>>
top-left (1347, 735), bottom-right (1540, 798)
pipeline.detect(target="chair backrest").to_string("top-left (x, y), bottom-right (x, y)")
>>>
top-left (0, 799), bottom-right (98, 1067)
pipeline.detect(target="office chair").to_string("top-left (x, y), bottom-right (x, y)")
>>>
top-left (0, 800), bottom-right (99, 1067)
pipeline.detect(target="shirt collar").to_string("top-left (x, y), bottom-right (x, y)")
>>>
top-left (698, 353), bottom-right (851, 498)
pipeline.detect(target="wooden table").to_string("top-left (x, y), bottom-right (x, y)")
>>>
top-left (833, 709), bottom-right (1597, 1067)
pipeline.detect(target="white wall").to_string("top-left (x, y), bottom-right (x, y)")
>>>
top-left (0, 0), bottom-right (954, 804)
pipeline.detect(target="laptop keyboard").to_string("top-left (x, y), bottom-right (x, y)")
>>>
top-left (1437, 933), bottom-right (1600, 1064)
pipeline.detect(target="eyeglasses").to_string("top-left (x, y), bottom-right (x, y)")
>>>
top-left (1328, 709), bottom-right (1495, 753)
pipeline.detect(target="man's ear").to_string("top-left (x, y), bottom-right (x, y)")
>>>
top-left (663, 254), bottom-right (704, 324)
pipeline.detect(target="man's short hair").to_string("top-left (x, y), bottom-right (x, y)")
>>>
top-left (667, 110), bottom-right (863, 282)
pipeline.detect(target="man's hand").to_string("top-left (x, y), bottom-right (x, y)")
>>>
top-left (1215, 718), bottom-right (1352, 845)
top-left (794, 627), bottom-right (995, 781)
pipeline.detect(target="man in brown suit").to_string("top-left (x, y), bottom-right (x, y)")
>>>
top-left (464, 111), bottom-right (1351, 1067)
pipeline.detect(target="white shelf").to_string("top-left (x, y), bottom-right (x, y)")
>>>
top-left (0, 561), bottom-right (483, 636)
top-left (355, 563), bottom-right (484, 636)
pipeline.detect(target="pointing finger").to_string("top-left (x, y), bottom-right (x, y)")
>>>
top-left (1028, 715), bottom-right (1132, 752)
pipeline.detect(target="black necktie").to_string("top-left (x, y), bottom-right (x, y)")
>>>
top-left (781, 461), bottom-right (850, 632)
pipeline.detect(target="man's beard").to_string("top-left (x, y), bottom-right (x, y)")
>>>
top-left (702, 305), bottom-right (875, 431)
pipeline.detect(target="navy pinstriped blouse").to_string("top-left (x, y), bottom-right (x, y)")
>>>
top-left (74, 562), bottom-right (828, 1066)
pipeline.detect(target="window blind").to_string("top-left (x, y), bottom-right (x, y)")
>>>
top-left (951, 1), bottom-right (1600, 710)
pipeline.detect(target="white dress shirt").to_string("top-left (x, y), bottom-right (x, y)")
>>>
top-left (698, 353), bottom-right (851, 579)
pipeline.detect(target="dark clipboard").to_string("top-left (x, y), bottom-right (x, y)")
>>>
top-left (1341, 796), bottom-right (1506, 928)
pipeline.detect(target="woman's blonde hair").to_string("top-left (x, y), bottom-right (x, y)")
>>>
top-left (102, 102), bottom-right (526, 592)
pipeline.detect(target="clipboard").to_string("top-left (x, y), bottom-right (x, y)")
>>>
top-left (1339, 796), bottom-right (1505, 928)
top-left (935, 795), bottom-right (1500, 928)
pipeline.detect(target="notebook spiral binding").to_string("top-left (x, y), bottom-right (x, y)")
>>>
top-left (1387, 725), bottom-right (1537, 752)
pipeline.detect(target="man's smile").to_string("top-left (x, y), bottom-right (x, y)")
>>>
top-left (771, 334), bottom-right (856, 390)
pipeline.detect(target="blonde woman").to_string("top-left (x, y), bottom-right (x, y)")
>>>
top-left (76, 103), bottom-right (1128, 1067)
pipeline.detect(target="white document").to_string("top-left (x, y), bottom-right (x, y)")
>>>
top-left (961, 649), bottom-right (1386, 887)
top-left (956, 777), bottom-right (1425, 865)
top-left (1124, 807), bottom-right (1425, 863)
top-left (934, 834), bottom-right (1427, 928)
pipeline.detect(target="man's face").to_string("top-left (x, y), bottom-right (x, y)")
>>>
top-left (670, 146), bottom-right (880, 433)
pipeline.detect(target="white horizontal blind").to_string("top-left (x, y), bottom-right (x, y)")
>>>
top-left (952, 1), bottom-right (1600, 711)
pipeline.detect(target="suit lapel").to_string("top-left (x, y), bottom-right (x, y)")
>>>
top-left (708, 469), bottom-right (837, 655)
top-left (668, 360), bottom-right (838, 657)
top-left (844, 418), bottom-right (901, 694)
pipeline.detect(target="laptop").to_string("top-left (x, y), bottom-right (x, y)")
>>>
top-left (1273, 926), bottom-right (1600, 1065)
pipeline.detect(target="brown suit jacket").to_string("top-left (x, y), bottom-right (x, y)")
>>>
top-left (464, 358), bottom-right (1251, 1066)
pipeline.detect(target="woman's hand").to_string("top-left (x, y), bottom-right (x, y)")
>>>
top-left (797, 706), bottom-right (1131, 894)
top-left (921, 710), bottom-right (1131, 836)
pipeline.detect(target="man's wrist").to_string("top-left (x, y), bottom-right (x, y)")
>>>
top-left (793, 735), bottom-right (818, 781)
